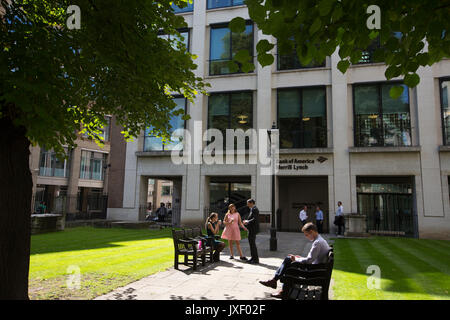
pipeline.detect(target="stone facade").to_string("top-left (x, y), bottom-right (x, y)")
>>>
top-left (106, 1), bottom-right (450, 240)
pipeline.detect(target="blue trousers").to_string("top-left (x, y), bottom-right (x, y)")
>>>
top-left (274, 256), bottom-right (294, 281)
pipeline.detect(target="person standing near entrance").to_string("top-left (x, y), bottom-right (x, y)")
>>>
top-left (156, 202), bottom-right (167, 222)
top-left (299, 205), bottom-right (308, 226)
top-left (315, 206), bottom-right (324, 234)
top-left (335, 201), bottom-right (345, 236)
top-left (243, 199), bottom-right (260, 264)
top-left (373, 206), bottom-right (381, 231)
top-left (221, 204), bottom-right (248, 261)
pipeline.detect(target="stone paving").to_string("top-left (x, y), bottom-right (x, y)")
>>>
top-left (95, 231), bottom-right (334, 300)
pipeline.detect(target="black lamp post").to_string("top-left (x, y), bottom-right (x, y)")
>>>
top-left (267, 122), bottom-right (277, 251)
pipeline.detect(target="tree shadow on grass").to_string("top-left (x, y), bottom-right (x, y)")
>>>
top-left (30, 226), bottom-right (175, 255)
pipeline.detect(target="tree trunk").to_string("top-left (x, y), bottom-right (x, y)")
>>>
top-left (0, 115), bottom-right (32, 299)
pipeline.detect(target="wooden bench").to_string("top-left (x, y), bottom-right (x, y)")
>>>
top-left (279, 248), bottom-right (334, 300)
top-left (172, 229), bottom-right (205, 271)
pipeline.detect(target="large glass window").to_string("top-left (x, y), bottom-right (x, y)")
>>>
top-left (207, 0), bottom-right (244, 9)
top-left (80, 151), bottom-right (107, 180)
top-left (207, 91), bottom-right (253, 149)
top-left (354, 83), bottom-right (411, 147)
top-left (209, 22), bottom-right (253, 75)
top-left (143, 97), bottom-right (186, 151)
top-left (158, 29), bottom-right (190, 52)
top-left (39, 147), bottom-right (70, 177)
top-left (440, 78), bottom-right (450, 145)
top-left (171, 1), bottom-right (194, 13)
top-left (277, 39), bottom-right (325, 70)
top-left (277, 87), bottom-right (327, 148)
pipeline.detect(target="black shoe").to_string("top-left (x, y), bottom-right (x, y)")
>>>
top-left (240, 256), bottom-right (248, 261)
top-left (259, 279), bottom-right (277, 289)
top-left (248, 260), bottom-right (259, 264)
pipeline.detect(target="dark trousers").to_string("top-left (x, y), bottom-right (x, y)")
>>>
top-left (316, 220), bottom-right (323, 233)
top-left (248, 232), bottom-right (259, 262)
top-left (274, 256), bottom-right (293, 280)
top-left (337, 216), bottom-right (345, 235)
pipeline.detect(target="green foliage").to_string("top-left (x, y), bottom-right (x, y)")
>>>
top-left (0, 0), bottom-right (208, 155)
top-left (242, 0), bottom-right (450, 97)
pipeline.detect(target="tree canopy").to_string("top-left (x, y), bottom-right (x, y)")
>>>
top-left (230, 0), bottom-right (450, 97)
top-left (0, 0), bottom-right (207, 155)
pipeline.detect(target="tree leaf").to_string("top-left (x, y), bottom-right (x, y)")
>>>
top-left (337, 59), bottom-right (350, 73)
top-left (389, 85), bottom-right (405, 99)
top-left (229, 17), bottom-right (246, 33)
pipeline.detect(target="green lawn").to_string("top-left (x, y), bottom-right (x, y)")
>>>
top-left (29, 226), bottom-right (246, 300)
top-left (331, 237), bottom-right (450, 300)
top-left (29, 227), bottom-right (176, 300)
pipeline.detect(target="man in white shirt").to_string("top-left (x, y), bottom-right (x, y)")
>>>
top-left (259, 222), bottom-right (331, 298)
top-left (335, 201), bottom-right (344, 236)
top-left (299, 205), bottom-right (308, 226)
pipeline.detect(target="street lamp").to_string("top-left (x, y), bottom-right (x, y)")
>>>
top-left (267, 121), bottom-right (277, 251)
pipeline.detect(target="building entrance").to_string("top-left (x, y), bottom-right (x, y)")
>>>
top-left (278, 176), bottom-right (329, 233)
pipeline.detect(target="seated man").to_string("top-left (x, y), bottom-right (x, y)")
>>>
top-left (259, 222), bottom-right (331, 298)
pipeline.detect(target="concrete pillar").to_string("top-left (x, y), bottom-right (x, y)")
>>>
top-left (66, 147), bottom-right (81, 214)
top-left (330, 50), bottom-right (352, 219)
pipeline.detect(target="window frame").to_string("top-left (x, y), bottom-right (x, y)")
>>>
top-left (439, 77), bottom-right (450, 146)
top-left (209, 21), bottom-right (254, 76)
top-left (207, 0), bottom-right (245, 10)
top-left (276, 85), bottom-right (328, 149)
top-left (206, 90), bottom-right (254, 149)
top-left (143, 96), bottom-right (188, 152)
top-left (276, 41), bottom-right (326, 71)
top-left (352, 81), bottom-right (411, 147)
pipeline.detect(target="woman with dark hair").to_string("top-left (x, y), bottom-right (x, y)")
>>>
top-left (221, 204), bottom-right (248, 260)
top-left (205, 212), bottom-right (225, 262)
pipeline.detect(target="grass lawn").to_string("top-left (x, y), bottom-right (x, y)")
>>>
top-left (29, 226), bottom-right (246, 300)
top-left (331, 237), bottom-right (450, 300)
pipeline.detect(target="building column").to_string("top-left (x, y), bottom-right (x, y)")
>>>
top-left (66, 147), bottom-right (81, 215)
top-left (330, 50), bottom-right (352, 222)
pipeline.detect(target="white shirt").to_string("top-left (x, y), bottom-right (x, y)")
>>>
top-left (299, 209), bottom-right (308, 221)
top-left (295, 235), bottom-right (331, 264)
top-left (336, 205), bottom-right (344, 216)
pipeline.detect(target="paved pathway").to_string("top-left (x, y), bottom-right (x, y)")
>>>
top-left (95, 231), bottom-right (333, 300)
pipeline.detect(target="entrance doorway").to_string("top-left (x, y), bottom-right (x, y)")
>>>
top-left (207, 176), bottom-right (252, 221)
top-left (278, 176), bottom-right (329, 232)
top-left (357, 176), bottom-right (418, 237)
top-left (143, 176), bottom-right (182, 226)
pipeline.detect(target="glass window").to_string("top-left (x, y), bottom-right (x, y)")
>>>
top-left (158, 29), bottom-right (189, 52)
top-left (278, 87), bottom-right (327, 148)
top-left (80, 151), bottom-right (107, 180)
top-left (354, 83), bottom-right (411, 147)
top-left (441, 79), bottom-right (450, 145)
top-left (277, 39), bottom-right (325, 70)
top-left (39, 147), bottom-right (70, 177)
top-left (207, 0), bottom-right (244, 9)
top-left (144, 97), bottom-right (186, 151)
top-left (210, 23), bottom-right (253, 75)
top-left (99, 116), bottom-right (111, 142)
top-left (171, 1), bottom-right (194, 13)
top-left (207, 91), bottom-right (253, 150)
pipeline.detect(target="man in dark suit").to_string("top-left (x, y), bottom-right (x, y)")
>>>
top-left (243, 198), bottom-right (260, 264)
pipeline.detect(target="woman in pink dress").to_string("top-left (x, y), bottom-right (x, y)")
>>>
top-left (221, 204), bottom-right (248, 260)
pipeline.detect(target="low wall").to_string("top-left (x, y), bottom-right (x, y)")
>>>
top-left (31, 214), bottom-right (64, 234)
